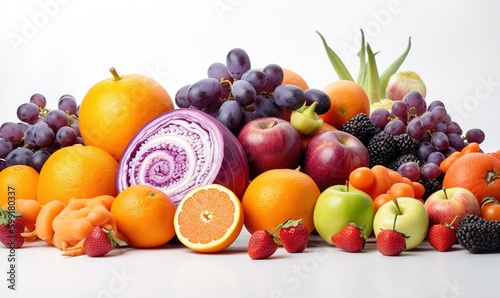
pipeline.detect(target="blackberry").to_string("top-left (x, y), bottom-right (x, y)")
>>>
top-left (367, 133), bottom-right (397, 167)
top-left (457, 214), bottom-right (500, 253)
top-left (421, 178), bottom-right (442, 200)
top-left (394, 133), bottom-right (419, 155)
top-left (389, 153), bottom-right (422, 171)
top-left (341, 113), bottom-right (380, 146)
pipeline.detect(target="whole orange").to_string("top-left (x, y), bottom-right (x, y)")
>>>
top-left (282, 68), bottom-right (309, 91)
top-left (320, 80), bottom-right (370, 129)
top-left (242, 169), bottom-right (320, 236)
top-left (79, 67), bottom-right (174, 161)
top-left (111, 184), bottom-right (177, 248)
top-left (37, 145), bottom-right (118, 205)
top-left (443, 152), bottom-right (500, 204)
top-left (0, 165), bottom-right (39, 206)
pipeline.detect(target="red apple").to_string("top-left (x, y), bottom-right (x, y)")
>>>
top-left (424, 187), bottom-right (480, 229)
top-left (302, 130), bottom-right (370, 191)
top-left (237, 117), bottom-right (302, 179)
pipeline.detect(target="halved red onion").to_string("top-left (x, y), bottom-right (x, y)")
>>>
top-left (116, 108), bottom-right (249, 205)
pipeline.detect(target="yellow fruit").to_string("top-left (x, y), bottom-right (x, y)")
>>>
top-left (0, 165), bottom-right (39, 206)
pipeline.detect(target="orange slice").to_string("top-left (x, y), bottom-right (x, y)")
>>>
top-left (173, 184), bottom-right (244, 253)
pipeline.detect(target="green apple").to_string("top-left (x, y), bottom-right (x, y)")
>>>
top-left (373, 197), bottom-right (429, 250)
top-left (313, 184), bottom-right (375, 244)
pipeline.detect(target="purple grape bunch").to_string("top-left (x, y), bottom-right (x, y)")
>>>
top-left (0, 93), bottom-right (83, 172)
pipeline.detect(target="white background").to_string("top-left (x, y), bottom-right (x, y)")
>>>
top-left (1, 0), bottom-right (500, 152)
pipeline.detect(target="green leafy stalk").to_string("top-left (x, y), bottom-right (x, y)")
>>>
top-left (365, 43), bottom-right (381, 105)
top-left (356, 29), bottom-right (367, 87)
top-left (316, 31), bottom-right (354, 81)
top-left (378, 37), bottom-right (412, 99)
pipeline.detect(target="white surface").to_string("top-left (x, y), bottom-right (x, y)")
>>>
top-left (1, 1), bottom-right (500, 297)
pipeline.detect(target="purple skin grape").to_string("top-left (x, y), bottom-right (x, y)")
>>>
top-left (187, 78), bottom-right (222, 108)
top-left (420, 111), bottom-right (438, 130)
top-left (254, 95), bottom-right (281, 118)
top-left (446, 121), bottom-right (462, 135)
top-left (427, 100), bottom-right (445, 112)
top-left (403, 91), bottom-right (427, 116)
top-left (226, 48), bottom-right (251, 80)
top-left (431, 106), bottom-right (448, 122)
top-left (442, 113), bottom-right (452, 125)
top-left (5, 147), bottom-right (34, 166)
top-left (46, 109), bottom-right (69, 132)
top-left (273, 84), bottom-right (305, 110)
top-left (398, 161), bottom-right (421, 181)
top-left (384, 119), bottom-right (406, 136)
top-left (431, 131), bottom-right (449, 152)
top-left (427, 151), bottom-right (446, 165)
top-left (304, 89), bottom-right (331, 115)
top-left (418, 142), bottom-right (434, 161)
top-left (56, 126), bottom-right (78, 147)
top-left (447, 132), bottom-right (465, 151)
top-left (207, 62), bottom-right (233, 82)
top-left (232, 80), bottom-right (257, 107)
top-left (30, 150), bottom-right (51, 172)
top-left (465, 128), bottom-right (485, 144)
top-left (17, 102), bottom-right (40, 124)
top-left (0, 122), bottom-right (24, 143)
top-left (391, 101), bottom-right (409, 118)
top-left (0, 159), bottom-right (6, 172)
top-left (0, 137), bottom-right (13, 158)
top-left (33, 122), bottom-right (56, 148)
top-left (69, 117), bottom-right (80, 137)
top-left (58, 94), bottom-right (78, 115)
top-left (434, 122), bottom-right (447, 133)
top-left (240, 110), bottom-right (259, 127)
top-left (406, 118), bottom-right (426, 140)
top-left (241, 69), bottom-right (267, 92)
top-left (370, 108), bottom-right (391, 129)
top-left (175, 84), bottom-right (191, 108)
top-left (216, 100), bottom-right (243, 133)
top-left (420, 162), bottom-right (442, 180)
top-left (75, 137), bottom-right (85, 145)
top-left (30, 93), bottom-right (46, 108)
top-left (261, 64), bottom-right (284, 93)
top-left (23, 125), bottom-right (38, 149)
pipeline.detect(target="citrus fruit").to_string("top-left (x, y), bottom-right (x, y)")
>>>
top-left (320, 80), bottom-right (370, 129)
top-left (79, 67), bottom-right (174, 161)
top-left (242, 169), bottom-right (320, 236)
top-left (37, 145), bottom-right (118, 205)
top-left (443, 152), bottom-right (500, 204)
top-left (0, 165), bottom-right (39, 206)
top-left (282, 68), bottom-right (309, 91)
top-left (173, 183), bottom-right (244, 253)
top-left (111, 184), bottom-right (176, 248)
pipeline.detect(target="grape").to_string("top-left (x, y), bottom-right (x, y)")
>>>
top-left (201, 98), bottom-right (223, 118)
top-left (431, 106), bottom-right (447, 122)
top-left (254, 95), bottom-right (281, 118)
top-left (17, 122), bottom-right (29, 132)
top-left (384, 119), bottom-right (405, 136)
top-left (391, 101), bottom-right (409, 118)
top-left (75, 137), bottom-right (85, 145)
top-left (0, 159), bottom-right (6, 172)
top-left (30, 93), bottom-right (46, 108)
top-left (175, 84), bottom-right (191, 108)
top-left (427, 100), bottom-right (445, 111)
top-left (23, 125), bottom-right (38, 148)
top-left (304, 89), bottom-right (330, 115)
top-left (5, 147), bottom-right (34, 166)
top-left (220, 86), bottom-right (231, 101)
top-left (420, 162), bottom-right (442, 180)
top-left (434, 122), bottom-right (447, 133)
top-left (261, 64), bottom-right (284, 92)
top-left (226, 48), bottom-right (251, 80)
top-left (442, 113), bottom-right (452, 124)
top-left (0, 122), bottom-right (23, 143)
top-left (446, 121), bottom-right (462, 135)
top-left (418, 142), bottom-right (434, 161)
top-left (58, 94), bottom-right (78, 115)
top-left (56, 126), bottom-right (77, 147)
top-left (216, 100), bottom-right (242, 133)
top-left (420, 111), bottom-right (438, 130)
top-left (403, 91), bottom-right (426, 116)
top-left (17, 102), bottom-right (40, 124)
top-left (447, 132), bottom-right (465, 151)
top-left (370, 108), bottom-right (391, 129)
top-left (398, 161), bottom-right (420, 181)
top-left (232, 80), bottom-right (256, 107)
top-left (406, 118), bottom-right (426, 140)
top-left (465, 128), bottom-right (485, 144)
top-left (0, 137), bottom-right (13, 158)
top-left (207, 62), bottom-right (232, 82)
top-left (30, 150), bottom-right (51, 172)
top-left (241, 69), bottom-right (267, 92)
top-left (431, 131), bottom-right (449, 152)
top-left (273, 84), bottom-right (305, 110)
top-left (427, 151), bottom-right (445, 165)
top-left (241, 110), bottom-right (259, 127)
top-left (187, 78), bottom-right (222, 108)
top-left (33, 122), bottom-right (56, 148)
top-left (46, 109), bottom-right (69, 132)
top-left (36, 116), bottom-right (46, 124)
top-left (443, 147), bottom-right (458, 157)
top-left (47, 141), bottom-right (61, 154)
top-left (69, 117), bottom-right (80, 137)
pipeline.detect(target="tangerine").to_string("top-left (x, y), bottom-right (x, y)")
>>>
top-left (0, 165), bottom-right (39, 206)
top-left (282, 68), bottom-right (309, 91)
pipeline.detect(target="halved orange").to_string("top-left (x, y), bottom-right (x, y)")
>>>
top-left (173, 184), bottom-right (244, 253)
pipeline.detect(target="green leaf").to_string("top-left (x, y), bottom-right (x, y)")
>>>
top-left (365, 43), bottom-right (381, 105)
top-left (316, 31), bottom-right (354, 81)
top-left (356, 29), bottom-right (367, 86)
top-left (379, 37), bottom-right (412, 99)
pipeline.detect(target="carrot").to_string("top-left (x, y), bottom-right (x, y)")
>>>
top-left (461, 142), bottom-right (480, 154)
top-left (439, 151), bottom-right (463, 173)
top-left (21, 200), bottom-right (65, 245)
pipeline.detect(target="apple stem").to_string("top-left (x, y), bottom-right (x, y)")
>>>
top-left (345, 180), bottom-right (350, 192)
top-left (109, 67), bottom-right (122, 81)
top-left (443, 188), bottom-right (448, 200)
top-left (267, 120), bottom-right (279, 129)
top-left (392, 198), bottom-right (401, 215)
top-left (392, 213), bottom-right (398, 231)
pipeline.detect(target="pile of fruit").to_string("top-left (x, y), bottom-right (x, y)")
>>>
top-left (2, 37), bottom-right (500, 260)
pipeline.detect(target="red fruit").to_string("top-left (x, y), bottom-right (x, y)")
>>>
top-left (280, 219), bottom-right (309, 253)
top-left (0, 208), bottom-right (25, 249)
top-left (331, 224), bottom-right (365, 253)
top-left (428, 215), bottom-right (458, 252)
top-left (247, 230), bottom-right (279, 260)
top-left (83, 226), bottom-right (127, 257)
top-left (376, 214), bottom-right (407, 256)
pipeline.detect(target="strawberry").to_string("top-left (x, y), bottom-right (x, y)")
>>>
top-left (0, 208), bottom-right (25, 249)
top-left (376, 213), bottom-right (408, 256)
top-left (428, 215), bottom-right (458, 252)
top-left (279, 219), bottom-right (309, 253)
top-left (83, 226), bottom-right (127, 257)
top-left (247, 230), bottom-right (279, 260)
top-left (331, 224), bottom-right (365, 252)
